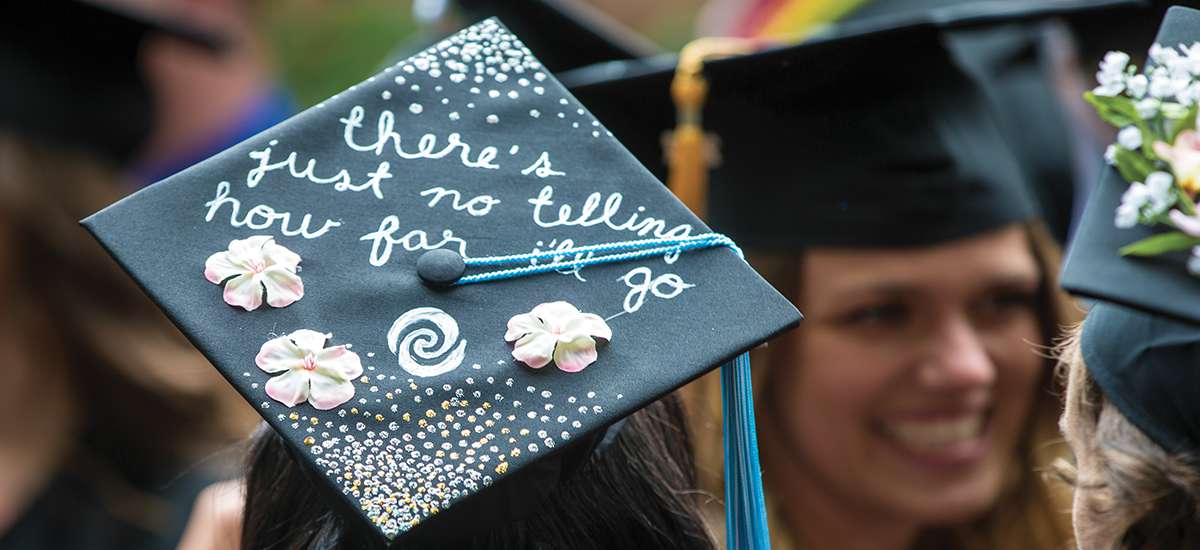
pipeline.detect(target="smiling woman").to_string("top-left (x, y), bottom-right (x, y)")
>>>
top-left (742, 222), bottom-right (1076, 550)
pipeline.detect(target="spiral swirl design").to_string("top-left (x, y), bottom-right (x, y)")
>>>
top-left (386, 307), bottom-right (467, 377)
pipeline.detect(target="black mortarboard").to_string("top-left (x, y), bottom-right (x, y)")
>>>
top-left (1062, 5), bottom-right (1200, 324)
top-left (1061, 6), bottom-right (1200, 454)
top-left (453, 0), bottom-right (660, 74)
top-left (0, 0), bottom-right (223, 164)
top-left (569, 18), bottom-right (1035, 250)
top-left (81, 19), bottom-right (798, 546)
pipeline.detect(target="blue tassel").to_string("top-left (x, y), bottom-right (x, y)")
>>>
top-left (722, 352), bottom-right (771, 549)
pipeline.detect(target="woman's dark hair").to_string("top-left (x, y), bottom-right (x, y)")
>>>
top-left (242, 393), bottom-right (717, 550)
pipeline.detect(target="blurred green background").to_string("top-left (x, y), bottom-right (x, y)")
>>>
top-left (255, 0), bottom-right (701, 107)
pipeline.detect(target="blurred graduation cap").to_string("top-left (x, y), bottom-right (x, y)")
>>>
top-left (450, 0), bottom-right (660, 74)
top-left (1062, 5), bottom-right (1200, 454)
top-left (567, 0), bottom-right (1140, 245)
top-left (0, 0), bottom-right (224, 164)
top-left (81, 18), bottom-right (798, 547)
top-left (569, 16), bottom-right (1042, 249)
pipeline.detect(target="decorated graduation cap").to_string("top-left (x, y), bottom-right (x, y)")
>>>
top-left (1062, 5), bottom-right (1200, 454)
top-left (81, 18), bottom-right (798, 547)
top-left (0, 0), bottom-right (223, 164)
top-left (569, 17), bottom-right (1036, 248)
top-left (453, 0), bottom-right (660, 74)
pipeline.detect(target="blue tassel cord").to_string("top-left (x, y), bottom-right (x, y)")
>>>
top-left (723, 352), bottom-right (771, 550)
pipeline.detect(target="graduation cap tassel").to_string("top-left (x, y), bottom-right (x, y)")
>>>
top-left (722, 352), bottom-right (771, 550)
top-left (668, 38), bottom-right (756, 217)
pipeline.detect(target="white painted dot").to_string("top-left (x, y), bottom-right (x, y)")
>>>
top-left (509, 145), bottom-right (519, 154)
top-left (559, 98), bottom-right (569, 105)
top-left (410, 84), bottom-right (421, 92)
top-left (486, 114), bottom-right (499, 124)
top-left (381, 90), bottom-right (392, 100)
top-left (496, 73), bottom-right (508, 82)
top-left (449, 112), bottom-right (460, 120)
top-left (409, 103), bottom-right (423, 114)
top-left (507, 91), bottom-right (519, 99)
top-left (529, 109), bottom-right (540, 118)
top-left (441, 98), bottom-right (450, 104)
top-left (534, 86), bottom-right (545, 95)
top-left (488, 90), bottom-right (500, 98)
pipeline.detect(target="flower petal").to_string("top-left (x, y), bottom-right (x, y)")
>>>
top-left (307, 375), bottom-right (356, 410)
top-left (222, 273), bottom-right (263, 311)
top-left (553, 335), bottom-right (598, 373)
top-left (204, 251), bottom-right (244, 284)
top-left (1170, 209), bottom-right (1200, 237)
top-left (288, 329), bottom-right (330, 355)
top-left (263, 240), bottom-right (302, 270)
top-left (262, 267), bottom-right (304, 308)
top-left (564, 313), bottom-right (612, 341)
top-left (256, 335), bottom-right (304, 373)
top-left (511, 332), bottom-right (556, 369)
top-left (316, 345), bottom-right (363, 380)
top-left (265, 369), bottom-right (311, 408)
top-left (504, 313), bottom-right (543, 342)
top-left (530, 301), bottom-right (582, 333)
top-left (227, 235), bottom-right (274, 263)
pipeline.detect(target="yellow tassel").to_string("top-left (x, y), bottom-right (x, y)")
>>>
top-left (667, 38), bottom-right (756, 219)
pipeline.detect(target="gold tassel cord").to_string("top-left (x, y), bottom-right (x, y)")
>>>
top-left (667, 37), bottom-right (757, 219)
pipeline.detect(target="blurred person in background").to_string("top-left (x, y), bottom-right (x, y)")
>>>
top-left (0, 2), bottom-right (254, 548)
top-left (104, 0), bottom-right (295, 185)
top-left (568, 11), bottom-right (1078, 548)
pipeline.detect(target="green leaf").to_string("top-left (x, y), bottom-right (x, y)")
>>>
top-left (1170, 104), bottom-right (1198, 143)
top-left (1119, 231), bottom-right (1200, 256)
top-left (1179, 187), bottom-right (1197, 216)
top-left (1084, 92), bottom-right (1139, 128)
top-left (1113, 147), bottom-right (1156, 183)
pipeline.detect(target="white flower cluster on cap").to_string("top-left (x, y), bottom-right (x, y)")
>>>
top-left (1116, 171), bottom-right (1177, 228)
top-left (1094, 44), bottom-right (1200, 108)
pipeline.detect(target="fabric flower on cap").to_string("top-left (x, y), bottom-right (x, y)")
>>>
top-left (505, 301), bottom-right (612, 372)
top-left (256, 329), bottom-right (362, 410)
top-left (205, 235), bottom-right (304, 311)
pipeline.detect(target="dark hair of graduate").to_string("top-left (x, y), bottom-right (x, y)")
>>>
top-left (241, 392), bottom-right (717, 550)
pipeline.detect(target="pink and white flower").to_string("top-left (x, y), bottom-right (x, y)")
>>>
top-left (1154, 130), bottom-right (1200, 195)
top-left (205, 236), bottom-right (304, 311)
top-left (504, 301), bottom-right (612, 373)
top-left (256, 329), bottom-right (362, 410)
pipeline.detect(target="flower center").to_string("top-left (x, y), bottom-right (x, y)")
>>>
top-left (302, 353), bottom-right (318, 371)
top-left (248, 260), bottom-right (267, 274)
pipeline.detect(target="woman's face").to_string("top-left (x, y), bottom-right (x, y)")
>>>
top-left (769, 224), bottom-right (1045, 525)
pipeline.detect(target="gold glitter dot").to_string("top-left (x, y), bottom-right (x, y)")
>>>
top-left (303, 436), bottom-right (315, 446)
top-left (467, 415), bottom-right (476, 422)
top-left (441, 400), bottom-right (450, 410)
top-left (519, 429), bottom-right (530, 436)
top-left (409, 383), bottom-right (418, 390)
top-left (351, 407), bottom-right (359, 415)
top-left (440, 430), bottom-right (450, 437)
top-left (375, 414), bottom-right (384, 422)
top-left (359, 376), bottom-right (369, 384)
top-left (425, 409), bottom-right (436, 418)
top-left (461, 400), bottom-right (470, 407)
top-left (344, 472), bottom-right (353, 480)
top-left (288, 412), bottom-right (299, 421)
top-left (461, 429), bottom-right (471, 437)
top-left (418, 419), bottom-right (428, 428)
top-left (507, 415), bottom-right (516, 421)
top-left (501, 427), bottom-right (510, 434)
top-left (445, 414), bottom-right (453, 422)
top-left (450, 452), bottom-right (460, 460)
top-left (403, 413), bottom-right (411, 422)
top-left (485, 420), bottom-right (495, 427)
top-left (378, 514), bottom-right (389, 524)
top-left (386, 392), bottom-right (394, 400)
top-left (436, 450), bottom-right (445, 458)
top-left (495, 462), bottom-right (509, 475)
top-left (310, 417), bottom-right (319, 425)
top-left (510, 449), bottom-right (521, 457)
top-left (430, 505), bottom-right (440, 514)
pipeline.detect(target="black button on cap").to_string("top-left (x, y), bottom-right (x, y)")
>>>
top-left (417, 249), bottom-right (466, 287)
